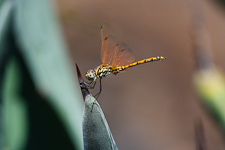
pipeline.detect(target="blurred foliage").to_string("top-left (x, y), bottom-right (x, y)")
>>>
top-left (194, 67), bottom-right (225, 129)
top-left (3, 57), bottom-right (28, 150)
top-left (195, 120), bottom-right (206, 150)
top-left (0, 0), bottom-right (84, 149)
top-left (190, 0), bottom-right (225, 132)
top-left (215, 0), bottom-right (225, 8)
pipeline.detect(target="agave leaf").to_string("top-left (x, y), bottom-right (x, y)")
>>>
top-left (83, 95), bottom-right (118, 150)
top-left (0, 0), bottom-right (13, 56)
top-left (1, 0), bottom-right (84, 149)
top-left (13, 0), bottom-right (84, 148)
top-left (2, 57), bottom-right (28, 150)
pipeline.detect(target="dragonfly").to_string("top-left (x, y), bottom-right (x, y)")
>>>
top-left (85, 24), bottom-right (166, 99)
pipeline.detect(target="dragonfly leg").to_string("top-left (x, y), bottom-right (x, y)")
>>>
top-left (94, 79), bottom-right (102, 99)
top-left (84, 81), bottom-right (96, 89)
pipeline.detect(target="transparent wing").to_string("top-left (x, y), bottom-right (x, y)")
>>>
top-left (101, 35), bottom-right (118, 65)
top-left (111, 42), bottom-right (135, 67)
top-left (100, 24), bottom-right (118, 65)
top-left (100, 23), bottom-right (116, 44)
top-left (100, 24), bottom-right (135, 66)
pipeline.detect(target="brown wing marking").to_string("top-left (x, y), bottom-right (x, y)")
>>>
top-left (100, 23), bottom-right (116, 44)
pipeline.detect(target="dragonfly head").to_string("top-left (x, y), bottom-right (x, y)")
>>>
top-left (85, 69), bottom-right (95, 81)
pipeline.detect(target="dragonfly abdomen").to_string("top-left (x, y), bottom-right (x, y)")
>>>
top-left (117, 56), bottom-right (166, 71)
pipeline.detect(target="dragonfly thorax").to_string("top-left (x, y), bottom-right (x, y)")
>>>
top-left (97, 65), bottom-right (112, 79)
top-left (85, 65), bottom-right (116, 81)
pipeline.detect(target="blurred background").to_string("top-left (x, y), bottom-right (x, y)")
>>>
top-left (1, 0), bottom-right (225, 149)
top-left (56, 0), bottom-right (225, 149)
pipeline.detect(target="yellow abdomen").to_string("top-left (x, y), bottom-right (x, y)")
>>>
top-left (117, 56), bottom-right (166, 71)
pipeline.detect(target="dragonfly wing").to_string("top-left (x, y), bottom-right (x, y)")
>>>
top-left (100, 23), bottom-right (116, 44)
top-left (111, 42), bottom-right (135, 67)
top-left (100, 24), bottom-right (135, 66)
top-left (101, 35), bottom-right (119, 65)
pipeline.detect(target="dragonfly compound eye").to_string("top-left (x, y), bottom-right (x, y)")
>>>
top-left (85, 69), bottom-right (95, 80)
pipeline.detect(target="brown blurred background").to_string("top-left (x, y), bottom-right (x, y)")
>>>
top-left (56, 0), bottom-right (225, 149)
